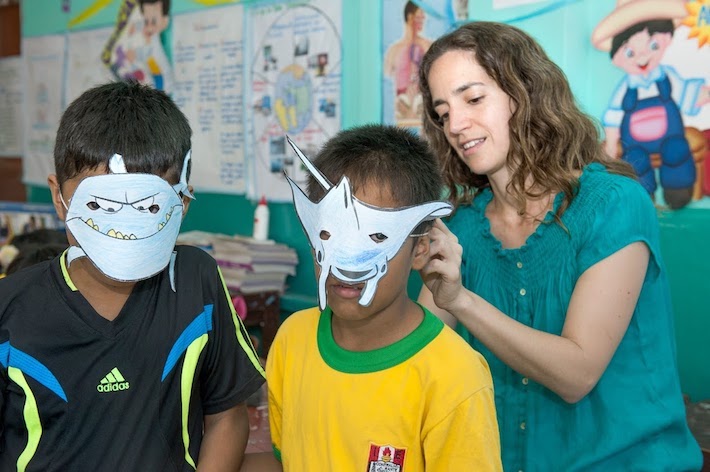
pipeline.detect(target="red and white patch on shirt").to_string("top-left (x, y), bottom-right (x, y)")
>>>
top-left (367, 443), bottom-right (406, 472)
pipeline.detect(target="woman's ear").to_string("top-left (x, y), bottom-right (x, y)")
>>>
top-left (411, 235), bottom-right (431, 271)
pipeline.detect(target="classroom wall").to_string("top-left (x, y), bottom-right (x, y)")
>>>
top-left (23, 0), bottom-right (710, 401)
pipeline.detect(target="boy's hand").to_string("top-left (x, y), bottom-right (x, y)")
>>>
top-left (419, 219), bottom-right (465, 313)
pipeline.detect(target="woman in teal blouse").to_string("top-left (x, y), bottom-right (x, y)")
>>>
top-left (417, 21), bottom-right (702, 471)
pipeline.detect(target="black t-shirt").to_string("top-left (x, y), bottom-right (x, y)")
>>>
top-left (0, 245), bottom-right (265, 471)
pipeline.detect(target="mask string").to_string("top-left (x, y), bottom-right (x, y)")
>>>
top-left (59, 191), bottom-right (69, 211)
top-left (173, 150), bottom-right (195, 200)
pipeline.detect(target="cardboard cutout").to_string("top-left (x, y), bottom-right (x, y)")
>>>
top-left (284, 136), bottom-right (452, 310)
top-left (593, 0), bottom-right (710, 209)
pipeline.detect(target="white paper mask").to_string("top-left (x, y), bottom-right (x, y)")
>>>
top-left (284, 136), bottom-right (452, 310)
top-left (63, 152), bottom-right (194, 285)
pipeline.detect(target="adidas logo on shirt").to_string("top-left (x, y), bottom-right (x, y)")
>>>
top-left (97, 367), bottom-right (130, 393)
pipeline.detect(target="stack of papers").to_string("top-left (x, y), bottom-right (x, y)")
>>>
top-left (178, 231), bottom-right (298, 294)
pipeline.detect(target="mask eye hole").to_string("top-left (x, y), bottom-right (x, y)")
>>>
top-left (93, 197), bottom-right (123, 213)
top-left (370, 233), bottom-right (388, 243)
top-left (86, 201), bottom-right (100, 211)
top-left (319, 230), bottom-right (331, 241)
top-left (132, 196), bottom-right (160, 214)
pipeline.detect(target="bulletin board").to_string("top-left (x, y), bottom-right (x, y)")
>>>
top-left (15, 0), bottom-right (343, 201)
top-left (9, 0), bottom-right (710, 209)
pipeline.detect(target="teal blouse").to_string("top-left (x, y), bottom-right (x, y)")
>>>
top-left (447, 164), bottom-right (702, 471)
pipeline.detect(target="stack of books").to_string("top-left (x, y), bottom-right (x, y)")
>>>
top-left (178, 231), bottom-right (298, 294)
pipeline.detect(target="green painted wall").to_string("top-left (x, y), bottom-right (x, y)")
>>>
top-left (658, 210), bottom-right (710, 402)
top-left (24, 0), bottom-right (710, 401)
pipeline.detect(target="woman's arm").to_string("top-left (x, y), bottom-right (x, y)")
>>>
top-left (419, 219), bottom-right (649, 404)
top-left (197, 403), bottom-right (250, 471)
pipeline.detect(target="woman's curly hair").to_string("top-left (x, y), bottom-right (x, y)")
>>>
top-left (419, 21), bottom-right (635, 217)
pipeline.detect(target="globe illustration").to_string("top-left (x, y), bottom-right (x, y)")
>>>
top-left (273, 64), bottom-right (312, 134)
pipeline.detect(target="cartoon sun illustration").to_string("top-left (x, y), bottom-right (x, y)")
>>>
top-left (683, 0), bottom-right (710, 48)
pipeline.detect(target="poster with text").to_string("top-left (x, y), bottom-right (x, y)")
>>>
top-left (0, 57), bottom-right (24, 157)
top-left (246, 0), bottom-right (342, 202)
top-left (172, 5), bottom-right (246, 194)
top-left (22, 35), bottom-right (66, 185)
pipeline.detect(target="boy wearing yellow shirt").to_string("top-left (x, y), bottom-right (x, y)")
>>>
top-left (243, 124), bottom-right (502, 472)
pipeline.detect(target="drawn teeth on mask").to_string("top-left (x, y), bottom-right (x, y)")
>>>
top-left (156, 208), bottom-right (175, 231)
top-left (85, 218), bottom-right (100, 231)
top-left (105, 229), bottom-right (135, 239)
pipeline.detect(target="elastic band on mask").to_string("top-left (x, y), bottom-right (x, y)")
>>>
top-left (173, 150), bottom-right (194, 200)
top-left (59, 192), bottom-right (69, 211)
top-left (409, 232), bottom-right (429, 238)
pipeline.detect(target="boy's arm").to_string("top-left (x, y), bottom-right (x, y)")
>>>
top-left (197, 403), bottom-right (250, 471)
top-left (424, 387), bottom-right (502, 472)
top-left (240, 452), bottom-right (283, 471)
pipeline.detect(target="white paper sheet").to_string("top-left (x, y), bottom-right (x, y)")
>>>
top-left (65, 27), bottom-right (115, 105)
top-left (172, 5), bottom-right (247, 194)
top-left (22, 35), bottom-right (66, 185)
top-left (0, 56), bottom-right (24, 157)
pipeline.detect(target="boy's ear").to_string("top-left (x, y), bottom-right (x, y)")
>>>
top-left (181, 185), bottom-right (194, 217)
top-left (411, 235), bottom-right (430, 271)
top-left (47, 174), bottom-right (67, 220)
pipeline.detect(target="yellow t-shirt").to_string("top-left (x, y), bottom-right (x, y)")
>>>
top-left (267, 305), bottom-right (502, 471)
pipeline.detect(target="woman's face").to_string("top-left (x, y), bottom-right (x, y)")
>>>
top-left (427, 50), bottom-right (514, 179)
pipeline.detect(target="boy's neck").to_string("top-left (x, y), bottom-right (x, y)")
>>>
top-left (68, 257), bottom-right (136, 321)
top-left (330, 296), bottom-right (424, 352)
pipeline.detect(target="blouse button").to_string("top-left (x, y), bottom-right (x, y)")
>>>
top-left (519, 288), bottom-right (526, 296)
top-left (516, 261), bottom-right (523, 269)
top-left (522, 377), bottom-right (529, 385)
top-left (520, 421), bottom-right (526, 430)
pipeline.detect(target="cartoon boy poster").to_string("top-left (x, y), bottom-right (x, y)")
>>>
top-left (592, 0), bottom-right (710, 209)
top-left (102, 0), bottom-right (173, 94)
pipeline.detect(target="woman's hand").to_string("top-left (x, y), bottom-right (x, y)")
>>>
top-left (419, 219), bottom-right (466, 313)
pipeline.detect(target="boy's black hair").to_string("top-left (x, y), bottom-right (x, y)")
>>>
top-left (5, 243), bottom-right (68, 275)
top-left (610, 20), bottom-right (674, 58)
top-left (53, 80), bottom-right (191, 187)
top-left (306, 124), bottom-right (443, 207)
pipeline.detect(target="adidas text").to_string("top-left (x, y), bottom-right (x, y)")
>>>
top-left (97, 382), bottom-right (130, 393)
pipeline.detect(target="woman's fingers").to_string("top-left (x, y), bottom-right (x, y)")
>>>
top-left (426, 219), bottom-right (462, 266)
top-left (421, 219), bottom-right (463, 284)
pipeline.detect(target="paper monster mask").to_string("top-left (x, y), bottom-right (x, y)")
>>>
top-left (284, 136), bottom-right (453, 310)
top-left (64, 152), bottom-right (193, 286)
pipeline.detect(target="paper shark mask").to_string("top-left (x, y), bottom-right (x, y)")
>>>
top-left (63, 152), bottom-right (194, 286)
top-left (284, 136), bottom-right (452, 311)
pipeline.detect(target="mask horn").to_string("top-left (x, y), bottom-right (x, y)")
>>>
top-left (286, 135), bottom-right (332, 191)
top-left (109, 154), bottom-right (128, 174)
